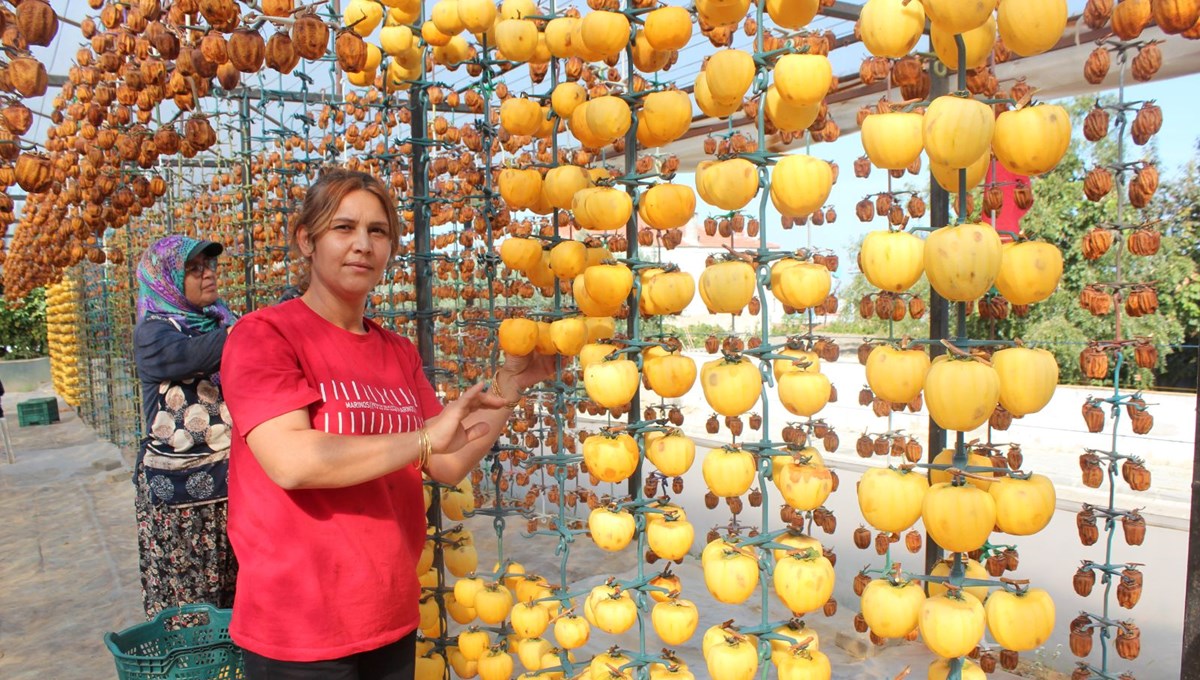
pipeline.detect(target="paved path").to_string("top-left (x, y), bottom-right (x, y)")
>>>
top-left (0, 387), bottom-right (141, 680)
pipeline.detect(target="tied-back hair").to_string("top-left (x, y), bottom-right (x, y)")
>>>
top-left (289, 168), bottom-right (402, 292)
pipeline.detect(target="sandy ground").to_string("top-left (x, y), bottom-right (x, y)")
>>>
top-left (0, 362), bottom-right (1191, 679)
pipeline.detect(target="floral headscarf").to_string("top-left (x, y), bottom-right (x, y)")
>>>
top-left (136, 235), bottom-right (236, 334)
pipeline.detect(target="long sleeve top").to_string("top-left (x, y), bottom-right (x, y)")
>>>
top-left (133, 319), bottom-right (227, 432)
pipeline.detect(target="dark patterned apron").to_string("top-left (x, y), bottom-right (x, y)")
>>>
top-left (138, 374), bottom-right (232, 507)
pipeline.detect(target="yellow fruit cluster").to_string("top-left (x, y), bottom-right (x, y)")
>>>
top-left (852, 1), bottom-right (1072, 673)
top-left (45, 277), bottom-right (82, 407)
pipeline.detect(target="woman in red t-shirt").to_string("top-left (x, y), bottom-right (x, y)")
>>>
top-left (221, 169), bottom-right (552, 679)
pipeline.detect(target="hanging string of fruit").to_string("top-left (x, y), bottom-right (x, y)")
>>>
top-left (1062, 1), bottom-right (1198, 677)
top-left (844, 0), bottom-right (1076, 677)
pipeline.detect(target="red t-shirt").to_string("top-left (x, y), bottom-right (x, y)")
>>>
top-left (220, 299), bottom-right (443, 661)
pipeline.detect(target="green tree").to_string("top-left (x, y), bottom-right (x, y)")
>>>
top-left (0, 287), bottom-right (47, 359)
top-left (1146, 141), bottom-right (1200, 386)
top-left (985, 102), bottom-right (1195, 387)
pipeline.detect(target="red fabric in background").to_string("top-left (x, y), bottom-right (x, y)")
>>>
top-left (981, 163), bottom-right (1030, 242)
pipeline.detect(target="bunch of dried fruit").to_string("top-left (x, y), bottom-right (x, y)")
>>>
top-left (1080, 344), bottom-right (1111, 379)
top-left (1131, 42), bottom-right (1162, 82)
top-left (1077, 505), bottom-right (1099, 545)
top-left (1133, 338), bottom-right (1159, 368)
top-left (1084, 105), bottom-right (1110, 142)
top-left (1080, 452), bottom-right (1105, 488)
top-left (1122, 460), bottom-right (1152, 491)
top-left (1116, 566), bottom-right (1144, 608)
top-left (1074, 562), bottom-right (1097, 596)
top-left (1080, 284), bottom-right (1114, 316)
top-left (1082, 399), bottom-right (1107, 433)
top-left (1124, 285), bottom-right (1159, 317)
top-left (978, 296), bottom-right (1010, 321)
top-left (1084, 46), bottom-right (1111, 84)
top-left (1131, 102), bottom-right (1163, 145)
top-left (1084, 166), bottom-right (1114, 202)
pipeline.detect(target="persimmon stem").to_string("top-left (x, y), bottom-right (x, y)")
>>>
top-left (1015, 88), bottom-right (1039, 109)
top-left (949, 467), bottom-right (998, 484)
top-left (999, 577), bottom-right (1031, 593)
top-left (786, 635), bottom-right (816, 653)
top-left (939, 338), bottom-right (992, 366)
top-left (939, 338), bottom-right (970, 357)
top-left (720, 244), bottom-right (755, 263)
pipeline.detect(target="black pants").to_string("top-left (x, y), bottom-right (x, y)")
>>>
top-left (242, 631), bottom-right (416, 680)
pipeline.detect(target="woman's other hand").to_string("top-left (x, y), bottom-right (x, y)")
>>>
top-left (495, 352), bottom-right (556, 397)
top-left (424, 383), bottom-right (508, 455)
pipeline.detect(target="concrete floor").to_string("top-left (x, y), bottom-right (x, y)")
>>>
top-left (0, 386), bottom-right (142, 680)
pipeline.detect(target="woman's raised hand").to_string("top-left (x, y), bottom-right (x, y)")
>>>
top-left (423, 383), bottom-right (509, 455)
top-left (495, 351), bottom-right (556, 395)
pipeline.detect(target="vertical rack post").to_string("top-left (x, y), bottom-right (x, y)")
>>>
top-left (750, 3), bottom-right (775, 677)
top-left (623, 0), bottom-right (641, 503)
top-left (412, 83), bottom-right (435, 375)
top-left (1183, 342), bottom-right (1200, 679)
top-left (924, 66), bottom-right (951, 580)
top-left (239, 92), bottom-right (256, 314)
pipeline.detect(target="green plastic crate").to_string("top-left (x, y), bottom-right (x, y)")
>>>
top-left (105, 604), bottom-right (244, 680)
top-left (17, 397), bottom-right (59, 427)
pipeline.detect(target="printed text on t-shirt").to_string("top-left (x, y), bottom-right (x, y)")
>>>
top-left (316, 380), bottom-right (423, 434)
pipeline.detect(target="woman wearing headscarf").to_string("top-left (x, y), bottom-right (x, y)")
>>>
top-left (132, 235), bottom-right (238, 618)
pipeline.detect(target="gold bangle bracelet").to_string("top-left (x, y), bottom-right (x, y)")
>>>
top-left (416, 428), bottom-right (431, 472)
top-left (492, 370), bottom-right (522, 408)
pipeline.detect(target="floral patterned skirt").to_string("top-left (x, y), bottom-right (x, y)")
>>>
top-left (134, 464), bottom-right (238, 619)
